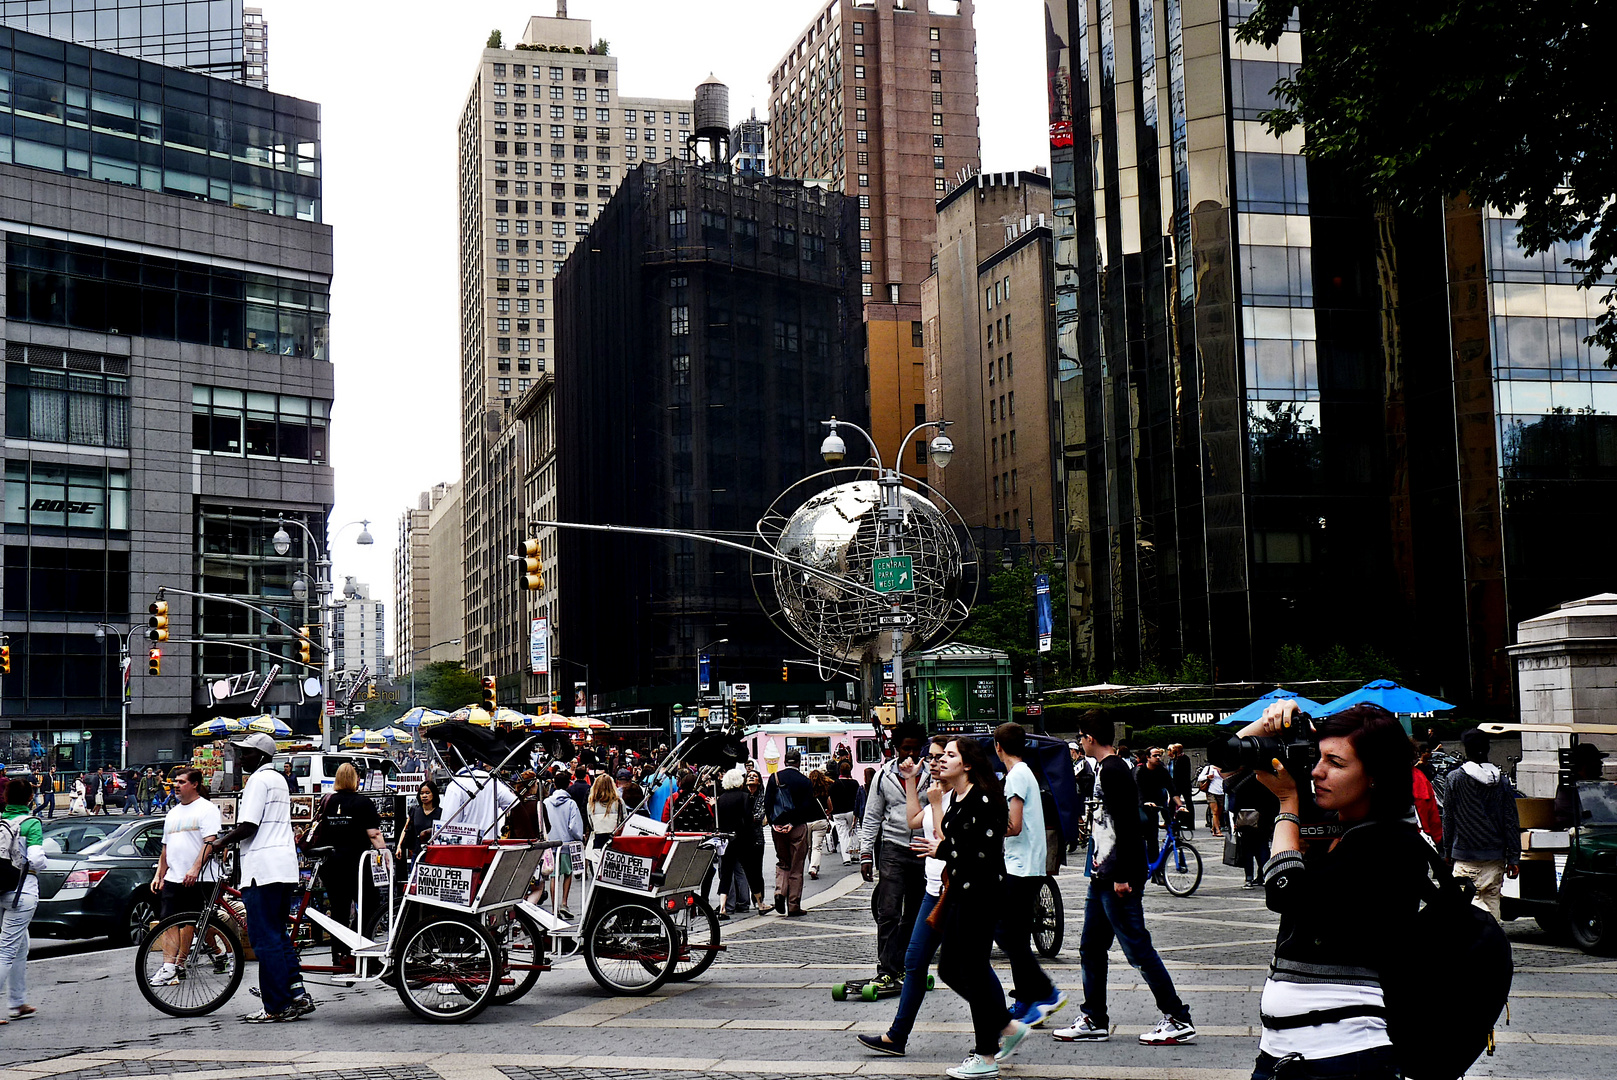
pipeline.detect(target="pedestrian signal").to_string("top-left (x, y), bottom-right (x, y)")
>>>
top-left (148, 647), bottom-right (162, 676)
top-left (147, 600), bottom-right (169, 643)
top-left (481, 675), bottom-right (497, 712)
top-left (519, 538), bottom-right (543, 590)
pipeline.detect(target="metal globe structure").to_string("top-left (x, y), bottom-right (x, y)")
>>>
top-left (752, 470), bottom-right (978, 665)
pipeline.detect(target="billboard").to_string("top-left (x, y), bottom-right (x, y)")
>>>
top-left (923, 675), bottom-right (1004, 729)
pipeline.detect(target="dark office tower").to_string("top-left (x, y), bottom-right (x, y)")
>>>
top-left (1043, 0), bottom-right (1401, 682)
top-left (1, 1), bottom-right (269, 87)
top-left (555, 163), bottom-right (867, 708)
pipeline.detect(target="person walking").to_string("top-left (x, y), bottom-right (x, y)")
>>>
top-left (924, 737), bottom-right (1029, 1078)
top-left (1226, 766), bottom-right (1279, 889)
top-left (87, 766), bottom-right (104, 815)
top-left (738, 768), bottom-right (768, 913)
top-left (40, 766), bottom-right (56, 820)
top-left (764, 748), bottom-right (816, 916)
top-left (543, 778), bottom-right (586, 919)
top-left (828, 762), bottom-right (860, 863)
top-left (585, 773), bottom-right (626, 868)
top-left (858, 722), bottom-right (931, 993)
top-left (1195, 760), bottom-right (1224, 836)
top-left (1, 776), bottom-right (46, 1023)
top-left (146, 769), bottom-right (221, 986)
top-left (806, 769), bottom-right (833, 880)
top-left (993, 723), bottom-right (1066, 1027)
top-left (714, 766), bottom-right (758, 919)
top-left (1054, 713), bottom-right (1195, 1045)
top-left (121, 769), bottom-right (139, 814)
top-left (210, 733), bottom-right (309, 1022)
top-left (1441, 728), bottom-right (1520, 920)
top-left (1136, 748), bottom-right (1182, 864)
top-left (1167, 744), bottom-right (1194, 823)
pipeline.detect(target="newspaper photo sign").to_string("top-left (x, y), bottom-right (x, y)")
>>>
top-left (597, 847), bottom-right (654, 891)
top-left (414, 863), bottom-right (474, 906)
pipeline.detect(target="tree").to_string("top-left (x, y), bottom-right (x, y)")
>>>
top-left (1238, 1), bottom-right (1615, 358)
top-left (594, 38), bottom-right (610, 55)
top-left (957, 556), bottom-right (1070, 683)
top-left (486, 29), bottom-right (502, 49)
top-left (404, 661), bottom-right (482, 712)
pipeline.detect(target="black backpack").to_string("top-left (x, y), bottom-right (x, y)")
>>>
top-left (1384, 844), bottom-right (1513, 1080)
top-left (0, 815), bottom-right (37, 897)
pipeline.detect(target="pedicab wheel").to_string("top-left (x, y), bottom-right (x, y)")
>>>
top-left (1034, 877), bottom-right (1065, 958)
top-left (860, 982), bottom-right (879, 1001)
top-left (135, 912), bottom-right (246, 1017)
top-left (1162, 843), bottom-right (1203, 898)
top-left (395, 916), bottom-right (503, 1022)
top-left (488, 907), bottom-right (545, 1004)
top-left (832, 982), bottom-right (848, 1001)
top-left (666, 896), bottom-right (721, 983)
top-left (583, 900), bottom-right (679, 995)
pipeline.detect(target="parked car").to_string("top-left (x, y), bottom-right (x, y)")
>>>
top-left (32, 816), bottom-right (165, 945)
top-left (38, 816), bottom-right (126, 856)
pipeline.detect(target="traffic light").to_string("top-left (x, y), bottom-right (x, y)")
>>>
top-left (297, 626), bottom-right (313, 665)
top-left (0, 644), bottom-right (10, 675)
top-left (782, 664), bottom-right (789, 683)
top-left (148, 647), bottom-right (162, 676)
top-left (147, 600), bottom-right (169, 643)
top-left (481, 675), bottom-right (497, 712)
top-left (519, 538), bottom-right (543, 591)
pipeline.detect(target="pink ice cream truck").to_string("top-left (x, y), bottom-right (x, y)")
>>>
top-left (743, 718), bottom-right (886, 775)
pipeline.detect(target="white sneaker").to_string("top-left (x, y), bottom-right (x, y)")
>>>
top-left (1139, 1014), bottom-right (1197, 1044)
top-left (149, 962), bottom-right (180, 987)
top-left (1052, 1015), bottom-right (1109, 1041)
top-left (946, 1053), bottom-right (1000, 1078)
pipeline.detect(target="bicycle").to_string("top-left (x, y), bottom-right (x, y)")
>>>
top-left (1146, 814), bottom-right (1202, 897)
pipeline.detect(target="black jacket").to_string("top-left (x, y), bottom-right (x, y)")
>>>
top-left (764, 767), bottom-right (816, 827)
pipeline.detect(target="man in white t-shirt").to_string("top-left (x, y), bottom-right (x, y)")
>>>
top-left (212, 733), bottom-right (308, 1023)
top-left (438, 767), bottom-right (516, 843)
top-left (1196, 762), bottom-right (1225, 836)
top-left (994, 722), bottom-right (1067, 1029)
top-left (146, 768), bottom-right (221, 986)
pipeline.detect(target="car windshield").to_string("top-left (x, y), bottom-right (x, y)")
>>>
top-left (1577, 781), bottom-right (1617, 825)
top-left (39, 819), bottom-right (121, 856)
top-left (79, 821), bottom-right (144, 857)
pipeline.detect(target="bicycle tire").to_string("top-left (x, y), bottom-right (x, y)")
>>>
top-left (489, 907), bottom-right (545, 1004)
top-left (1033, 877), bottom-right (1064, 957)
top-left (395, 916), bottom-right (502, 1023)
top-left (667, 896), bottom-right (721, 982)
top-left (135, 911), bottom-right (246, 1017)
top-left (1162, 842), bottom-right (1203, 897)
top-left (584, 900), bottom-right (677, 995)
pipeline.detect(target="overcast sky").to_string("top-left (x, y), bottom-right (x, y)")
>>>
top-left (259, 0), bottom-right (1048, 648)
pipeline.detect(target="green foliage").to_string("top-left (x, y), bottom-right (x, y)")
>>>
top-left (486, 29), bottom-right (502, 49)
top-left (1172, 654), bottom-right (1211, 685)
top-left (1270, 642), bottom-right (1404, 685)
top-left (958, 556), bottom-right (1069, 681)
top-left (1237, 0), bottom-right (1615, 359)
top-left (403, 661), bottom-right (482, 713)
top-left (594, 38), bottom-right (610, 55)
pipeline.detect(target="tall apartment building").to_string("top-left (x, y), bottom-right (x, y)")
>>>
top-left (1, 0), bottom-right (269, 87)
top-left (731, 111), bottom-right (768, 178)
top-left (768, 0), bottom-right (980, 475)
top-left (456, 6), bottom-right (691, 693)
top-left (332, 581), bottom-right (385, 680)
top-left (1042, 0), bottom-right (1614, 709)
top-left (921, 171), bottom-right (1059, 544)
top-left (426, 481), bottom-right (465, 667)
top-left (0, 25), bottom-right (331, 766)
top-left (393, 482), bottom-right (458, 680)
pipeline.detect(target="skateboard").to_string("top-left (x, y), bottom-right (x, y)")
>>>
top-left (831, 974), bottom-right (934, 1001)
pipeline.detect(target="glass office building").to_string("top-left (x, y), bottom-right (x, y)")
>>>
top-left (0, 0), bottom-right (262, 84)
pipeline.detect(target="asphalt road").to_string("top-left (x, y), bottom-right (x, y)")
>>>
top-left (10, 844), bottom-right (1614, 1080)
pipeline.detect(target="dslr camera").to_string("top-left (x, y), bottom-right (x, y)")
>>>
top-left (1205, 711), bottom-right (1343, 837)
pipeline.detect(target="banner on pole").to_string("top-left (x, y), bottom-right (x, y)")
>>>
top-left (698, 653), bottom-right (711, 693)
top-left (530, 618), bottom-right (549, 675)
top-left (1035, 573), bottom-right (1053, 654)
top-left (573, 681), bottom-right (587, 715)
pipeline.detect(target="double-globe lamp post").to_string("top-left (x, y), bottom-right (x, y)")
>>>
top-left (272, 516), bottom-right (373, 749)
top-left (816, 416), bottom-right (953, 727)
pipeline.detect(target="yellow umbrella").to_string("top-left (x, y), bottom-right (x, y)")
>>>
top-left (446, 706), bottom-right (494, 727)
top-left (490, 707), bottom-right (527, 728)
top-left (191, 717), bottom-right (246, 737)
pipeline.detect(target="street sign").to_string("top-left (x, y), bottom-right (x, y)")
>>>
top-left (732, 682), bottom-right (751, 703)
top-left (877, 613), bottom-right (916, 627)
top-left (1026, 703), bottom-right (1044, 716)
top-left (252, 664), bottom-right (280, 708)
top-left (324, 699), bottom-right (336, 716)
top-left (872, 555), bottom-right (915, 593)
top-left (883, 683), bottom-right (897, 700)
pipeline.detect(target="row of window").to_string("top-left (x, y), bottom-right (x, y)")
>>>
top-left (987, 314), bottom-right (1013, 348)
top-left (993, 469), bottom-right (1018, 500)
top-left (990, 392), bottom-right (1015, 424)
top-left (493, 165), bottom-right (615, 186)
top-left (493, 83), bottom-right (612, 103)
top-left (4, 460), bottom-right (128, 532)
top-left (990, 430), bottom-right (1018, 463)
top-left (495, 377), bottom-right (537, 394)
top-left (987, 353), bottom-right (1014, 385)
top-left (191, 386), bottom-right (331, 463)
top-left (494, 338), bottom-right (545, 354)
top-left (5, 364), bottom-right (128, 449)
top-left (495, 182), bottom-right (611, 200)
top-left (2, 545), bottom-right (128, 619)
top-left (489, 65), bottom-right (612, 85)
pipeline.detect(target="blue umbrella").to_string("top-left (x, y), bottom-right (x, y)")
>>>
top-left (398, 707), bottom-right (447, 729)
top-left (1217, 688), bottom-right (1328, 727)
top-left (1318, 679), bottom-right (1454, 716)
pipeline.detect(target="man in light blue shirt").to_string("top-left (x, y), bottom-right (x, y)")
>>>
top-left (995, 722), bottom-right (1066, 1029)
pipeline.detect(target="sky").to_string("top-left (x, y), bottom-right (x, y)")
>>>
top-left (259, 0), bottom-right (1050, 648)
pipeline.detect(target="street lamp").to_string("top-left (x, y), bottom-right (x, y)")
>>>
top-left (272, 516), bottom-right (374, 749)
top-left (816, 415), bottom-right (954, 728)
top-left (409, 638), bottom-right (463, 709)
top-left (93, 623), bottom-right (138, 769)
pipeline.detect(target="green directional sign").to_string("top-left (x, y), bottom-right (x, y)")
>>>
top-left (872, 555), bottom-right (916, 594)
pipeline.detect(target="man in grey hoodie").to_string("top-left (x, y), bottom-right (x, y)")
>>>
top-left (1441, 729), bottom-right (1520, 920)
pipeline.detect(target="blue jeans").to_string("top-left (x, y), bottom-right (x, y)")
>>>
top-left (242, 883), bottom-right (301, 1014)
top-left (1078, 877), bottom-right (1187, 1026)
top-left (1, 890), bottom-right (37, 1010)
top-left (886, 890), bottom-right (942, 1046)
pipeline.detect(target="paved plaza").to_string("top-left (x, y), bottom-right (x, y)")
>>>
top-left (10, 856), bottom-right (1615, 1080)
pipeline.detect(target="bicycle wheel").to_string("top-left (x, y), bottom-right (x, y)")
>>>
top-left (584, 900), bottom-right (677, 995)
top-left (667, 896), bottom-right (721, 982)
top-left (1033, 877), bottom-right (1064, 957)
top-left (395, 917), bottom-right (502, 1023)
top-left (488, 907), bottom-right (545, 1004)
top-left (135, 911), bottom-right (245, 1017)
top-left (1162, 841), bottom-right (1203, 897)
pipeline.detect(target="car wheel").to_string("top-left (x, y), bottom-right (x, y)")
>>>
top-left (119, 894), bottom-right (159, 947)
top-left (1567, 888), bottom-right (1617, 955)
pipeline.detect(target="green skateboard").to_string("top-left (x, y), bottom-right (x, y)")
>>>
top-left (831, 974), bottom-right (934, 1001)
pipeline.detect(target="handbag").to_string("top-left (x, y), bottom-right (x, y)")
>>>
top-left (926, 869), bottom-right (950, 931)
top-left (1234, 809), bottom-right (1262, 830)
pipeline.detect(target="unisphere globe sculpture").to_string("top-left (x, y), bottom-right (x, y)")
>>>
top-left (756, 477), bottom-right (973, 664)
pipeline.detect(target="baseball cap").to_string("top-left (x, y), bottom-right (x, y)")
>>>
top-left (1068, 741), bottom-right (1080, 750)
top-left (616, 768), bottom-right (632, 781)
top-left (231, 731), bottom-right (277, 757)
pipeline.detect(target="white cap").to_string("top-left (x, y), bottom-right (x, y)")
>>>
top-left (231, 732), bottom-right (277, 757)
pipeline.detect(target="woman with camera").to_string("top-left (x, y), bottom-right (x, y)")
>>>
top-left (1236, 702), bottom-right (1430, 1080)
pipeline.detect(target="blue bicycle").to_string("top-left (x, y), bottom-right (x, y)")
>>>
top-left (1147, 814), bottom-right (1202, 897)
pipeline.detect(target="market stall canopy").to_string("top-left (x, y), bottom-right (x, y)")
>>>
top-left (439, 706), bottom-right (494, 727)
top-left (398, 707), bottom-right (448, 729)
top-left (1319, 679), bottom-right (1454, 716)
top-left (1217, 688), bottom-right (1328, 727)
top-left (192, 716), bottom-right (246, 737)
top-left (244, 714), bottom-right (293, 738)
top-left (379, 726), bottom-right (414, 744)
top-left (490, 707), bottom-right (528, 728)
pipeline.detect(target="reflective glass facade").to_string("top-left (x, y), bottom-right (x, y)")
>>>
top-left (0, 25), bottom-right (317, 219)
top-left (0, 0), bottom-right (252, 82)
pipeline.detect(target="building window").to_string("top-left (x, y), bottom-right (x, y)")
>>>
top-left (671, 305), bottom-right (690, 336)
top-left (931, 49), bottom-right (941, 62)
top-left (862, 282), bottom-right (873, 296)
top-left (498, 378), bottom-right (510, 393)
top-left (934, 178), bottom-right (947, 191)
top-left (859, 194), bottom-right (870, 208)
top-left (518, 339), bottom-right (531, 353)
top-left (857, 130), bottom-right (868, 143)
top-left (856, 108), bottom-right (867, 122)
top-left (672, 354), bottom-right (690, 386)
top-left (855, 86), bottom-right (867, 100)
top-left (596, 88), bottom-right (610, 102)
top-left (497, 317), bottom-right (510, 332)
top-left (5, 361), bottom-right (130, 449)
top-left (191, 387), bottom-right (329, 463)
top-left (494, 102), bottom-right (506, 117)
top-left (931, 91), bottom-right (943, 106)
top-left (932, 113), bottom-right (944, 126)
top-left (493, 83), bottom-right (506, 97)
top-left (854, 65), bottom-right (865, 79)
top-left (668, 207), bottom-right (689, 239)
top-left (860, 238), bottom-right (872, 252)
top-left (550, 67), bottom-right (564, 80)
top-left (931, 70), bottom-right (942, 84)
top-left (930, 27), bottom-right (941, 40)
top-left (858, 174), bottom-right (869, 187)
top-left (860, 216), bottom-right (871, 230)
top-left (860, 260), bottom-right (872, 273)
top-left (934, 155), bottom-right (945, 169)
top-left (497, 338), bottom-right (511, 352)
top-left (912, 322), bottom-right (925, 349)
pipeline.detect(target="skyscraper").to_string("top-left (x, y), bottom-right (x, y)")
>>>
top-left (456, 8), bottom-right (690, 695)
top-left (768, 0), bottom-right (980, 475)
top-left (1, 0), bottom-right (269, 86)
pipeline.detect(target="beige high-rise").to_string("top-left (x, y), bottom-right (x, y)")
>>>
top-left (456, 10), bottom-right (690, 687)
top-left (767, 0), bottom-right (979, 475)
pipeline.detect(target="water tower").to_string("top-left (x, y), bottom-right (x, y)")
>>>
top-left (690, 74), bottom-right (730, 169)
